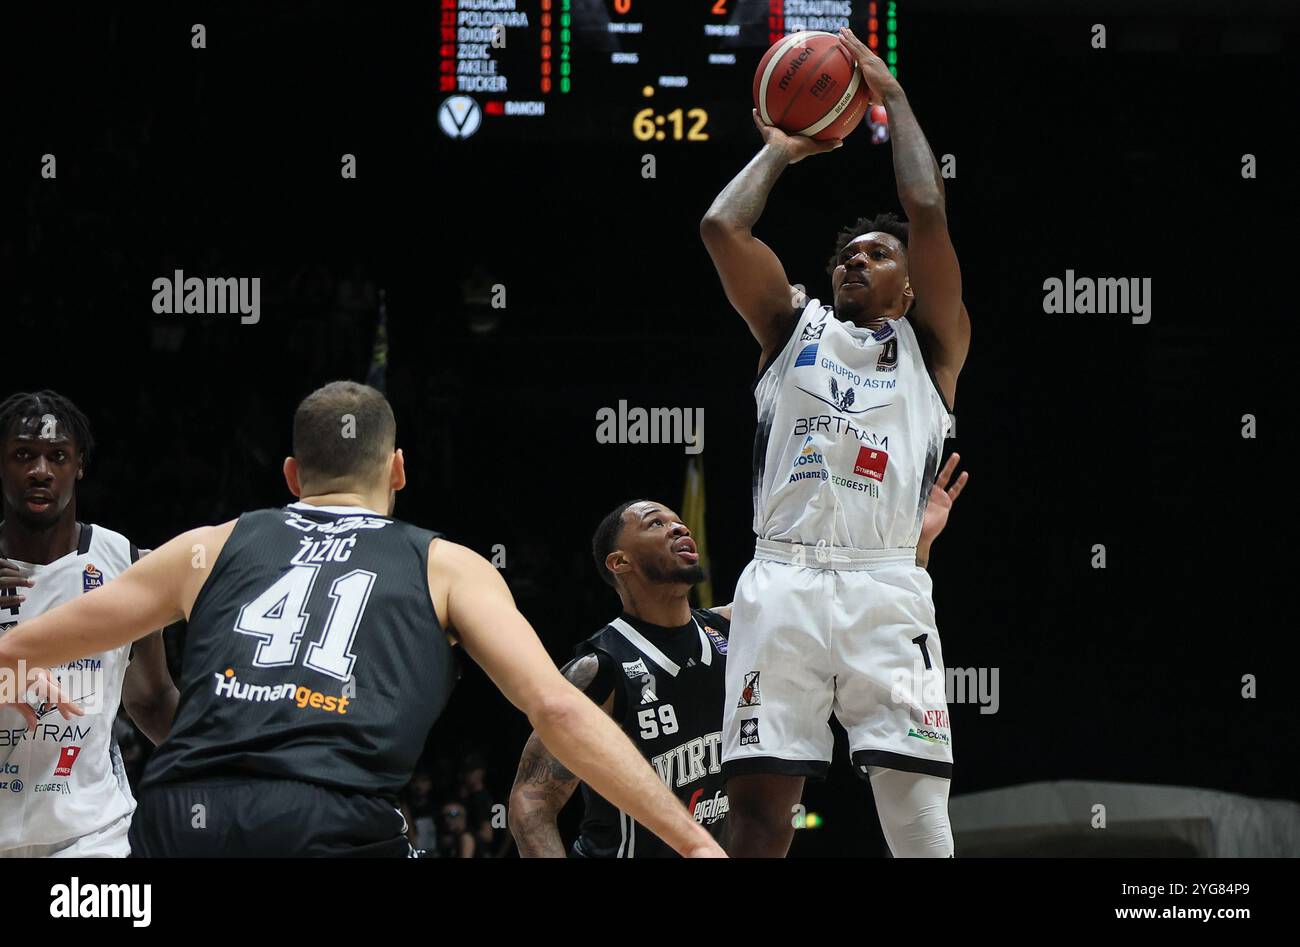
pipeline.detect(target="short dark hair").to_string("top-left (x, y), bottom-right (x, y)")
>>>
top-left (0, 390), bottom-right (94, 469)
top-left (591, 500), bottom-right (642, 588)
top-left (826, 211), bottom-right (910, 275)
top-left (292, 381), bottom-right (396, 488)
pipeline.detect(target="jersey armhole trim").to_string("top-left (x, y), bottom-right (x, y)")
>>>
top-left (906, 315), bottom-right (957, 430)
top-left (752, 306), bottom-right (802, 393)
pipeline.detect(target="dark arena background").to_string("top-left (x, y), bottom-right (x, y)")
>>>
top-left (2, 0), bottom-right (1297, 909)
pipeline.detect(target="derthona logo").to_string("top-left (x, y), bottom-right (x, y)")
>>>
top-left (49, 877), bottom-right (151, 928)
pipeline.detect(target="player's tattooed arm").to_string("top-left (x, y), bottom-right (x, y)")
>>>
top-left (508, 654), bottom-right (614, 857)
top-left (701, 118), bottom-right (827, 358)
top-left (839, 27), bottom-right (969, 406)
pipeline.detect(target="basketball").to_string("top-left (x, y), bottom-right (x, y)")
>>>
top-left (753, 31), bottom-right (869, 142)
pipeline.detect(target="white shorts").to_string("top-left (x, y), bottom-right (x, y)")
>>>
top-left (721, 539), bottom-right (953, 781)
top-left (0, 811), bottom-right (132, 858)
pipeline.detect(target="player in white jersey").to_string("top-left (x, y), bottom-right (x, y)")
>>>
top-left (0, 391), bottom-right (177, 857)
top-left (700, 28), bottom-right (971, 857)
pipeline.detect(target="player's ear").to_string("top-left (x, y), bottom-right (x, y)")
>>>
top-left (390, 449), bottom-right (406, 493)
top-left (283, 457), bottom-right (303, 498)
top-left (604, 550), bottom-right (628, 581)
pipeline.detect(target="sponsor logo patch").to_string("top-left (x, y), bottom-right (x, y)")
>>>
top-left (702, 625), bottom-right (727, 655)
top-left (795, 343), bottom-right (819, 367)
top-left (622, 658), bottom-right (650, 679)
top-left (739, 717), bottom-right (760, 746)
top-left (799, 321), bottom-right (825, 342)
top-left (54, 745), bottom-right (81, 778)
top-left (853, 445), bottom-right (889, 482)
top-left (737, 671), bottom-right (761, 708)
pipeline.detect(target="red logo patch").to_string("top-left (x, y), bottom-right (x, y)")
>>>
top-left (853, 446), bottom-right (889, 481)
top-left (54, 746), bottom-right (81, 778)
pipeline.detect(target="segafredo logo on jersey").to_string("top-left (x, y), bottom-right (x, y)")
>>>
top-left (212, 668), bottom-right (352, 714)
top-left (1042, 270), bottom-right (1151, 324)
top-left (0, 661), bottom-right (105, 716)
top-left (82, 563), bottom-right (103, 592)
top-left (595, 400), bottom-right (703, 455)
top-left (49, 877), bottom-right (151, 928)
top-left (688, 788), bottom-right (729, 826)
top-left (151, 270), bottom-right (261, 325)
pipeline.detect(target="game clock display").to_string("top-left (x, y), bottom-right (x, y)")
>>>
top-left (436, 0), bottom-right (900, 143)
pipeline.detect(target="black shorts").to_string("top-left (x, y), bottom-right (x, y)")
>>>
top-left (129, 778), bottom-right (412, 857)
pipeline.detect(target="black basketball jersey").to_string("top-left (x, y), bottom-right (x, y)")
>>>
top-left (142, 503), bottom-right (458, 801)
top-left (571, 608), bottom-right (730, 858)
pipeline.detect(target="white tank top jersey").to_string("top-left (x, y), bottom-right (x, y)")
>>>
top-left (0, 524), bottom-right (139, 851)
top-left (753, 298), bottom-right (954, 550)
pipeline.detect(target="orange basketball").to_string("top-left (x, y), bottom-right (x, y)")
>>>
top-left (753, 31), bottom-right (868, 142)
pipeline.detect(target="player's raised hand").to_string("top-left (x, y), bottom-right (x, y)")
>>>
top-left (752, 109), bottom-right (842, 164)
top-left (6, 666), bottom-right (84, 730)
top-left (0, 557), bottom-right (34, 611)
top-left (837, 27), bottom-right (901, 107)
top-left (920, 452), bottom-right (969, 548)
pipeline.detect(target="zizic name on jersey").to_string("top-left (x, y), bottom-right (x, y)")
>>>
top-left (650, 731), bottom-right (722, 790)
top-left (290, 536), bottom-right (357, 566)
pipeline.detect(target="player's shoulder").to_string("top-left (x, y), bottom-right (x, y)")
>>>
top-left (693, 607), bottom-right (731, 635)
top-left (81, 522), bottom-right (139, 570)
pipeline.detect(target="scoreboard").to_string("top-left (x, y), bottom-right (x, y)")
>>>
top-left (436, 0), bottom-right (901, 142)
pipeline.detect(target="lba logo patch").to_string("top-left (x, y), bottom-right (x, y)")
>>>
top-left (82, 564), bottom-right (104, 593)
top-left (854, 446), bottom-right (889, 482)
top-left (737, 671), bottom-right (761, 707)
top-left (739, 718), bottom-right (760, 746)
top-left (703, 625), bottom-right (727, 655)
top-left (54, 746), bottom-right (82, 778)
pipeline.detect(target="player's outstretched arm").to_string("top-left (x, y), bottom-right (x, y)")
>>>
top-left (433, 541), bottom-right (723, 858)
top-left (508, 654), bottom-right (613, 857)
top-left (839, 27), bottom-right (969, 405)
top-left (0, 523), bottom-right (231, 675)
top-left (700, 113), bottom-right (837, 361)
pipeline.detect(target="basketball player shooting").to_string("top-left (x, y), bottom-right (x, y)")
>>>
top-left (0, 382), bottom-right (724, 857)
top-left (699, 28), bottom-right (971, 857)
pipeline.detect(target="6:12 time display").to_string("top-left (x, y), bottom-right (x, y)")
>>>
top-left (632, 107), bottom-right (710, 141)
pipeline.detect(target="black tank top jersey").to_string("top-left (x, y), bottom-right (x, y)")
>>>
top-left (571, 608), bottom-right (730, 858)
top-left (142, 504), bottom-right (458, 801)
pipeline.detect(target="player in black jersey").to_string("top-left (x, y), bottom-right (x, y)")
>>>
top-left (510, 499), bottom-right (729, 858)
top-left (0, 382), bottom-right (724, 858)
top-left (509, 459), bottom-right (967, 857)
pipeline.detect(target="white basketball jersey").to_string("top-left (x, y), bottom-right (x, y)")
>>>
top-left (753, 298), bottom-right (953, 549)
top-left (0, 524), bottom-right (138, 851)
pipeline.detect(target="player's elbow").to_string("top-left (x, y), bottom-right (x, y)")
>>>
top-left (699, 212), bottom-right (741, 245)
top-left (899, 189), bottom-right (946, 219)
top-left (529, 689), bottom-right (585, 735)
